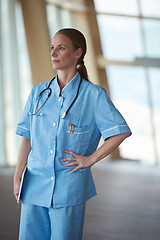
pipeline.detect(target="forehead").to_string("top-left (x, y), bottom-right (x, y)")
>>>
top-left (51, 33), bottom-right (73, 46)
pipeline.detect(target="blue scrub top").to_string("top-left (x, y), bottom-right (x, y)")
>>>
top-left (16, 73), bottom-right (131, 208)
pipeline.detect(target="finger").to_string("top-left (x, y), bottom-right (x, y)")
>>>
top-left (14, 191), bottom-right (19, 200)
top-left (71, 165), bottom-right (81, 173)
top-left (15, 193), bottom-right (19, 201)
top-left (62, 157), bottom-right (75, 162)
top-left (64, 150), bottom-right (78, 157)
top-left (64, 162), bottom-right (77, 167)
top-left (14, 185), bottom-right (19, 195)
top-left (14, 190), bottom-right (19, 196)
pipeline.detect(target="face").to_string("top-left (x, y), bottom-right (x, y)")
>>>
top-left (51, 33), bottom-right (82, 71)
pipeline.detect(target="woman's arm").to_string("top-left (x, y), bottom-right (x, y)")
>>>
top-left (13, 136), bottom-right (31, 201)
top-left (89, 132), bottom-right (131, 165)
top-left (62, 132), bottom-right (131, 173)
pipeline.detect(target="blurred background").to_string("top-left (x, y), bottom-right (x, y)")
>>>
top-left (1, 0), bottom-right (160, 166)
top-left (0, 0), bottom-right (160, 239)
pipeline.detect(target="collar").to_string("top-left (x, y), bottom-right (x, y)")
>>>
top-left (52, 72), bottom-right (81, 98)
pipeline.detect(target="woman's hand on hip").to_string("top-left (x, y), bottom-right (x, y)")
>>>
top-left (62, 150), bottom-right (94, 173)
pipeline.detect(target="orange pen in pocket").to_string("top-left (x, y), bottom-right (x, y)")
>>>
top-left (70, 124), bottom-right (74, 134)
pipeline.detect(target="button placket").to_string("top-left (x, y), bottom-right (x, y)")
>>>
top-left (49, 95), bottom-right (63, 185)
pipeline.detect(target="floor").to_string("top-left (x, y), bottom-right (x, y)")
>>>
top-left (0, 160), bottom-right (160, 240)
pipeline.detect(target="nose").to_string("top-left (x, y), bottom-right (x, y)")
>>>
top-left (51, 48), bottom-right (58, 57)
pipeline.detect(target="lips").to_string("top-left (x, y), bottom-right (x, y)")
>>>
top-left (52, 60), bottom-right (60, 63)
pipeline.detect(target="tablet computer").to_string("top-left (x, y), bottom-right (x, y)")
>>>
top-left (17, 166), bottom-right (27, 204)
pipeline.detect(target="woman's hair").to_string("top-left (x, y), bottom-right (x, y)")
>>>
top-left (56, 28), bottom-right (89, 81)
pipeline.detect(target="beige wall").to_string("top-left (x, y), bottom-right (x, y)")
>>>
top-left (20, 0), bottom-right (55, 86)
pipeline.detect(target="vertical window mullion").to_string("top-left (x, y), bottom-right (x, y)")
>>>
top-left (138, 0), bottom-right (158, 164)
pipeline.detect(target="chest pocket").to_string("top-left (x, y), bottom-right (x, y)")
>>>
top-left (64, 124), bottom-right (91, 155)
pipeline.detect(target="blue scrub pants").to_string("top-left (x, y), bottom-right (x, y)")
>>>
top-left (19, 202), bottom-right (86, 240)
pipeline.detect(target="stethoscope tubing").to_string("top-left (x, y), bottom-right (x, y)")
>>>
top-left (31, 76), bottom-right (82, 118)
top-left (31, 78), bottom-right (55, 116)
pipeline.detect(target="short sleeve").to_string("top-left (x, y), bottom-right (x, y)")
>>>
top-left (16, 88), bottom-right (33, 139)
top-left (95, 88), bottom-right (131, 141)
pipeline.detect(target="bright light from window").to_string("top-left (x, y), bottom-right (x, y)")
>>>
top-left (141, 0), bottom-right (160, 17)
top-left (94, 0), bottom-right (138, 15)
top-left (97, 15), bottom-right (143, 61)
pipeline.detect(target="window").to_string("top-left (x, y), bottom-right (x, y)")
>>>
top-left (94, 0), bottom-right (138, 16)
top-left (97, 15), bottom-right (143, 61)
top-left (94, 0), bottom-right (160, 164)
top-left (0, 0), bottom-right (32, 166)
top-left (143, 20), bottom-right (160, 57)
top-left (46, 2), bottom-right (74, 40)
top-left (140, 0), bottom-right (160, 17)
top-left (107, 66), bottom-right (156, 162)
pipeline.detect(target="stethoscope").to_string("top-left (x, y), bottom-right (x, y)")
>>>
top-left (29, 76), bottom-right (82, 119)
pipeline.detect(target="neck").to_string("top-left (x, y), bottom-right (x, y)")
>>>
top-left (57, 69), bottom-right (77, 91)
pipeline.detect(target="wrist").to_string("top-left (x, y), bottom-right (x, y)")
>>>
top-left (88, 154), bottom-right (98, 166)
top-left (14, 173), bottom-right (21, 182)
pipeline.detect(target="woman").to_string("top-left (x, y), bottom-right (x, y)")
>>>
top-left (14, 28), bottom-right (131, 240)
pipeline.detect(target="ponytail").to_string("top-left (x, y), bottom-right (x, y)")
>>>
top-left (77, 63), bottom-right (89, 82)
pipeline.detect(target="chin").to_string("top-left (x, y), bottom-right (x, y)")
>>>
top-left (52, 64), bottom-right (60, 70)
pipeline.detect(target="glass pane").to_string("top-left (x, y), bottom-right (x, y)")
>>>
top-left (46, 4), bottom-right (73, 39)
top-left (15, 3), bottom-right (32, 106)
top-left (97, 15), bottom-right (143, 60)
top-left (94, 0), bottom-right (138, 15)
top-left (0, 0), bottom-right (32, 166)
top-left (1, 0), bottom-right (20, 166)
top-left (107, 66), bottom-right (155, 164)
top-left (141, 0), bottom-right (160, 17)
top-left (143, 20), bottom-right (160, 58)
top-left (60, 9), bottom-right (73, 28)
top-left (46, 4), bottom-right (62, 38)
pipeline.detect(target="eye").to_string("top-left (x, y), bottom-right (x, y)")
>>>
top-left (59, 47), bottom-right (65, 50)
top-left (51, 46), bottom-right (54, 51)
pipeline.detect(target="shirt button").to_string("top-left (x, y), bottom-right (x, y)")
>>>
top-left (58, 98), bottom-right (62, 101)
top-left (51, 177), bottom-right (54, 180)
top-left (50, 150), bottom-right (54, 154)
top-left (53, 122), bottom-right (56, 126)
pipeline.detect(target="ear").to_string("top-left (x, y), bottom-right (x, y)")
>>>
top-left (75, 48), bottom-right (83, 60)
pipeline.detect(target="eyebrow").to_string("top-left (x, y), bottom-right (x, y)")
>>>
top-left (50, 44), bottom-right (67, 47)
